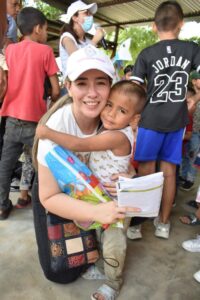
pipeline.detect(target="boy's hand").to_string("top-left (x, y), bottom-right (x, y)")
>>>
top-left (103, 172), bottom-right (134, 197)
top-left (36, 124), bottom-right (49, 139)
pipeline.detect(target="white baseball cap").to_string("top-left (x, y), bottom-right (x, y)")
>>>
top-left (66, 45), bottom-right (115, 81)
top-left (61, 1), bottom-right (97, 24)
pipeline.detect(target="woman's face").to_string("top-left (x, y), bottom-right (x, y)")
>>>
top-left (76, 9), bottom-right (92, 24)
top-left (67, 69), bottom-right (111, 120)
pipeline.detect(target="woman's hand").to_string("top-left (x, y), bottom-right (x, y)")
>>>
top-left (91, 27), bottom-right (105, 46)
top-left (94, 201), bottom-right (140, 224)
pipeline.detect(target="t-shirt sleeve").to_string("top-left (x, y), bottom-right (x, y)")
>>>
top-left (130, 50), bottom-right (147, 83)
top-left (44, 47), bottom-right (59, 77)
top-left (37, 108), bottom-right (66, 166)
top-left (60, 32), bottom-right (77, 46)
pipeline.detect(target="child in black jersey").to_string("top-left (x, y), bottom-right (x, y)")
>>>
top-left (131, 1), bottom-right (200, 239)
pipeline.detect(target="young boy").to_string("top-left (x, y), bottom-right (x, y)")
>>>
top-left (131, 1), bottom-right (200, 239)
top-left (0, 7), bottom-right (60, 220)
top-left (36, 79), bottom-right (146, 300)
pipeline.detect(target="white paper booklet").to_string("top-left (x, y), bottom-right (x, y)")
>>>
top-left (116, 172), bottom-right (164, 217)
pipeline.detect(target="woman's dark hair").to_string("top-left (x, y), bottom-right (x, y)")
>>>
top-left (17, 7), bottom-right (46, 36)
top-left (60, 12), bottom-right (80, 44)
top-left (154, 1), bottom-right (184, 32)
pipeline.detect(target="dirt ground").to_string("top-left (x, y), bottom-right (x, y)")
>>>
top-left (1, 173), bottom-right (200, 300)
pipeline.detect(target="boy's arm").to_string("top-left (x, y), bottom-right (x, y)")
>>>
top-left (0, 52), bottom-right (8, 103)
top-left (36, 124), bottom-right (130, 153)
top-left (187, 92), bottom-right (200, 113)
top-left (48, 74), bottom-right (60, 102)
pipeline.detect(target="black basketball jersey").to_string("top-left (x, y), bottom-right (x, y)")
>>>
top-left (132, 39), bottom-right (200, 132)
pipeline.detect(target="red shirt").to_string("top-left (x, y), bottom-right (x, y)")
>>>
top-left (1, 39), bottom-right (59, 122)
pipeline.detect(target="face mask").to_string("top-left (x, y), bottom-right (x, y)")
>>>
top-left (81, 15), bottom-right (93, 32)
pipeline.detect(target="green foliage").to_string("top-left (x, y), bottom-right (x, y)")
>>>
top-left (184, 36), bottom-right (200, 46)
top-left (118, 26), bottom-right (158, 63)
top-left (21, 0), bottom-right (62, 20)
top-left (107, 26), bottom-right (158, 64)
top-left (35, 1), bottom-right (62, 20)
top-left (107, 26), bottom-right (200, 66)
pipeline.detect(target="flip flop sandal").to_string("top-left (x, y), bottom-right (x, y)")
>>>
top-left (91, 284), bottom-right (119, 300)
top-left (179, 213), bottom-right (200, 226)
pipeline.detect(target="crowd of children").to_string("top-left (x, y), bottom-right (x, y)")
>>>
top-left (1, 1), bottom-right (200, 299)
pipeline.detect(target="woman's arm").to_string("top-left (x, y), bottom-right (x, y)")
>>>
top-left (38, 163), bottom-right (139, 223)
top-left (62, 36), bottom-right (79, 55)
top-left (36, 124), bottom-right (131, 155)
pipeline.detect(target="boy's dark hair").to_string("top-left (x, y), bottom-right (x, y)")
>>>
top-left (111, 80), bottom-right (146, 113)
top-left (60, 12), bottom-right (80, 45)
top-left (154, 1), bottom-right (184, 32)
top-left (124, 65), bottom-right (134, 75)
top-left (17, 7), bottom-right (46, 36)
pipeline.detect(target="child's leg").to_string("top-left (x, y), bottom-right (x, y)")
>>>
top-left (16, 146), bottom-right (35, 208)
top-left (138, 160), bottom-right (156, 176)
top-left (160, 161), bottom-right (176, 223)
top-left (180, 141), bottom-right (190, 180)
top-left (102, 219), bottom-right (130, 292)
top-left (186, 133), bottom-right (200, 182)
top-left (134, 128), bottom-right (162, 177)
top-left (158, 129), bottom-right (184, 225)
top-left (19, 145), bottom-right (34, 200)
top-left (0, 119), bottom-right (24, 214)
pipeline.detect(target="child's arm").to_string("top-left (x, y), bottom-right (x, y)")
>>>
top-left (36, 124), bottom-right (131, 155)
top-left (187, 92), bottom-right (200, 112)
top-left (0, 67), bottom-right (7, 103)
top-left (48, 74), bottom-right (60, 103)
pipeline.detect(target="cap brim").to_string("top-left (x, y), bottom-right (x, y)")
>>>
top-left (68, 60), bottom-right (114, 81)
top-left (87, 3), bottom-right (97, 14)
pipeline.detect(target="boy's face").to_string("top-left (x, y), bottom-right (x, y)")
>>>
top-left (100, 90), bottom-right (138, 130)
top-left (7, 0), bottom-right (20, 20)
top-left (38, 22), bottom-right (48, 43)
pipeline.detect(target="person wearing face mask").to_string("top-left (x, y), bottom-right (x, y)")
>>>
top-left (59, 0), bottom-right (105, 86)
